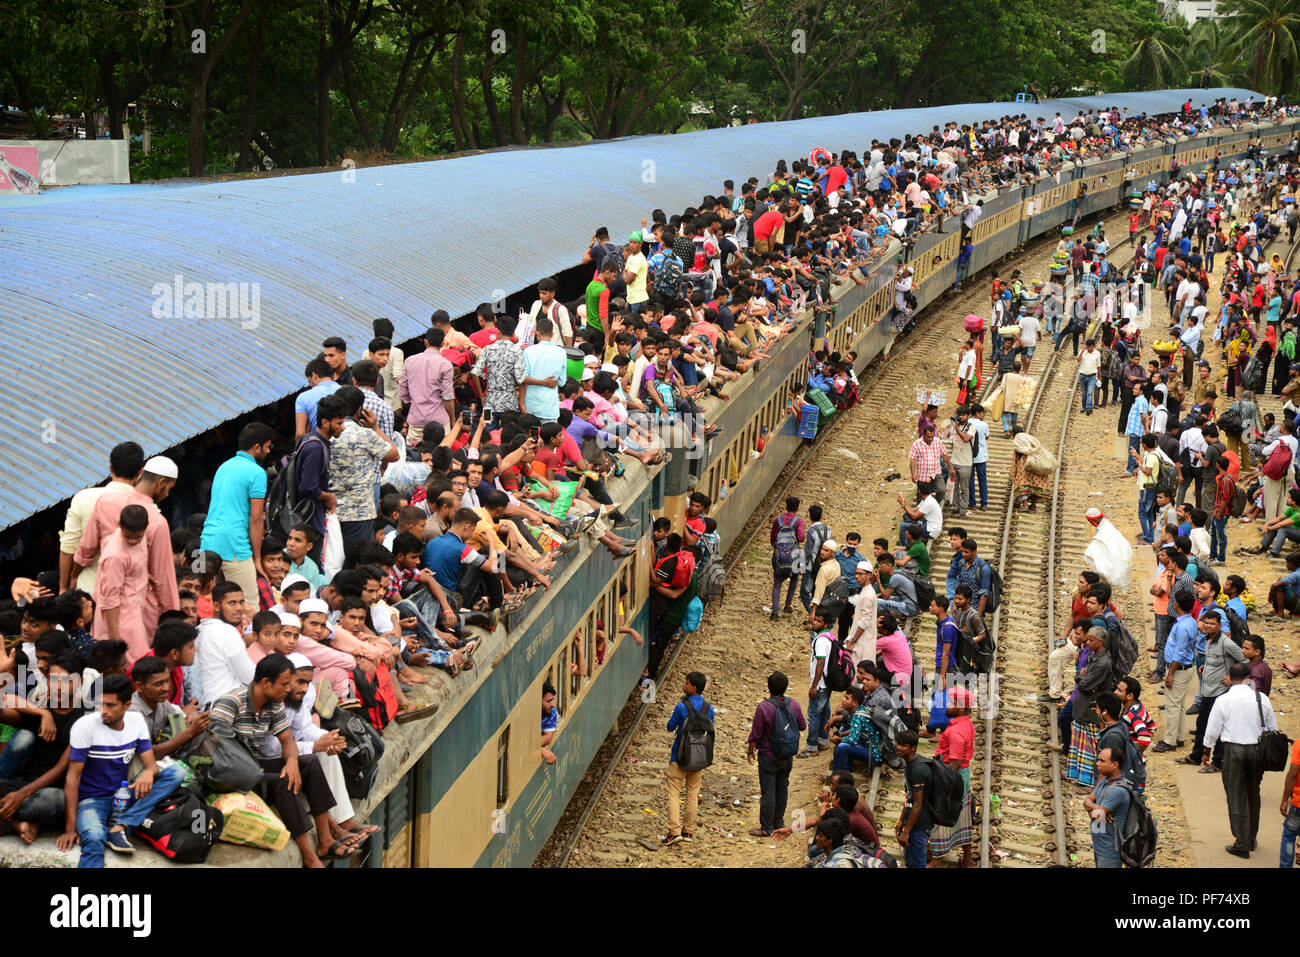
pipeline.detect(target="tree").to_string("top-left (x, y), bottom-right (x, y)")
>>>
top-left (1123, 17), bottom-right (1188, 90)
top-left (1188, 18), bottom-right (1242, 89)
top-left (176, 0), bottom-right (260, 175)
top-left (1221, 0), bottom-right (1300, 95)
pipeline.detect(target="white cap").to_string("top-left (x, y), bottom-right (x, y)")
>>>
top-left (298, 597), bottom-right (328, 616)
top-left (581, 367), bottom-right (595, 381)
top-left (600, 363), bottom-right (620, 374)
top-left (821, 539), bottom-right (839, 551)
top-left (276, 612), bottom-right (301, 628)
top-left (287, 653), bottom-right (313, 670)
top-left (856, 560), bottom-right (873, 573)
top-left (280, 574), bottom-right (310, 593)
top-left (143, 456), bottom-right (179, 479)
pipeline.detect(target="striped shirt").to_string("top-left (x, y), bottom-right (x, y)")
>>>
top-left (1125, 395), bottom-right (1150, 437)
top-left (209, 683), bottom-right (291, 748)
top-left (69, 711), bottom-right (152, 798)
top-left (1123, 700), bottom-right (1155, 749)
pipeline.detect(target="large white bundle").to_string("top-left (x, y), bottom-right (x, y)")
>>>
top-left (1084, 517), bottom-right (1133, 592)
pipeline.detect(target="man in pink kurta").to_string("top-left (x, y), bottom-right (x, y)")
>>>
top-left (93, 508), bottom-right (153, 668)
top-left (72, 457), bottom-right (180, 644)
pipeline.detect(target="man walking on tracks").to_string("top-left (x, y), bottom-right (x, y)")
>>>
top-left (746, 671), bottom-right (806, 838)
top-left (663, 671), bottom-right (715, 846)
top-left (770, 496), bottom-right (806, 621)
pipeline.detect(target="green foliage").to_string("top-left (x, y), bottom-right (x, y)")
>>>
top-left (0, 0), bottom-right (1283, 181)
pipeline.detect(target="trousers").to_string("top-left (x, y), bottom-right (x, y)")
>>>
top-left (807, 688), bottom-right (832, 749)
top-left (1162, 666), bottom-right (1195, 746)
top-left (952, 464), bottom-right (972, 513)
top-left (1048, 643), bottom-right (1078, 698)
top-left (1281, 803), bottom-right (1300, 868)
top-left (666, 761), bottom-right (703, 837)
top-left (968, 461), bottom-right (988, 507)
top-left (76, 763), bottom-right (185, 868)
top-left (258, 753), bottom-right (336, 839)
top-left (1222, 741), bottom-right (1263, 852)
top-left (757, 754), bottom-right (793, 833)
top-left (1189, 695), bottom-right (1226, 766)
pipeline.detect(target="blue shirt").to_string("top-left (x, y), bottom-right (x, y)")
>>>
top-left (935, 616), bottom-right (959, 670)
top-left (1281, 568), bottom-right (1300, 594)
top-left (541, 706), bottom-right (558, 735)
top-left (422, 532), bottom-right (476, 592)
top-left (1225, 595), bottom-right (1247, 623)
top-left (1090, 776), bottom-right (1131, 862)
top-left (294, 380), bottom-right (340, 432)
top-left (200, 451), bottom-right (269, 562)
top-left (667, 694), bottom-right (715, 764)
top-left (1164, 613), bottom-right (1198, 666)
top-left (521, 341), bottom-right (567, 422)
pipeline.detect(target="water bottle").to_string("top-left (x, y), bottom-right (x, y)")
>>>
top-left (990, 793), bottom-right (1002, 819)
top-left (110, 780), bottom-right (132, 824)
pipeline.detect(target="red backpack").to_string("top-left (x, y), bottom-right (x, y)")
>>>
top-left (352, 662), bottom-right (398, 732)
top-left (656, 549), bottom-right (696, 590)
top-left (1262, 441), bottom-right (1293, 480)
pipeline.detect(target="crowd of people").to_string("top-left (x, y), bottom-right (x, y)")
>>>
top-left (1, 91), bottom-right (1296, 871)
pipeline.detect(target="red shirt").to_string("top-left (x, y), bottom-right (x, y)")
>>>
top-left (753, 209), bottom-right (785, 243)
top-left (1214, 470), bottom-right (1236, 518)
top-left (937, 714), bottom-right (975, 768)
top-left (470, 328), bottom-right (500, 349)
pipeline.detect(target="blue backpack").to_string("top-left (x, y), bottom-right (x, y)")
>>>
top-left (680, 596), bottom-right (703, 633)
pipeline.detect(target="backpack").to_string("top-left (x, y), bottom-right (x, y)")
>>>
top-left (1217, 405), bottom-right (1244, 437)
top-left (821, 632), bottom-right (856, 693)
top-left (973, 557), bottom-right (1003, 614)
top-left (923, 756), bottom-right (966, 827)
top-left (956, 607), bottom-right (995, 674)
top-left (912, 575), bottom-right (937, 615)
top-left (1115, 780), bottom-right (1158, 868)
top-left (352, 663), bottom-right (398, 732)
top-left (816, 575), bottom-right (852, 623)
top-left (950, 619), bottom-right (979, 675)
top-left (133, 787), bottom-right (224, 864)
top-left (1107, 614), bottom-right (1140, 679)
top-left (653, 251), bottom-right (684, 299)
top-left (1223, 605), bottom-right (1249, 647)
top-left (321, 702), bottom-right (386, 799)
top-left (773, 515), bottom-right (801, 573)
top-left (767, 696), bottom-right (801, 759)
top-left (656, 550), bottom-right (696, 590)
top-left (265, 432), bottom-right (326, 538)
top-left (1262, 440), bottom-right (1293, 479)
top-left (676, 697), bottom-right (715, 772)
top-left (1153, 452), bottom-right (1177, 498)
top-left (697, 554), bottom-right (726, 607)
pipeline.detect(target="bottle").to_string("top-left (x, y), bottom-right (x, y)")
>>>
top-left (110, 780), bottom-right (132, 824)
top-left (990, 793), bottom-right (1001, 819)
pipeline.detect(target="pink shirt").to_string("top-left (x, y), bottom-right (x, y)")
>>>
top-left (93, 530), bottom-right (151, 666)
top-left (876, 629), bottom-right (913, 684)
top-left (399, 346), bottom-right (456, 428)
top-left (78, 488), bottom-right (178, 642)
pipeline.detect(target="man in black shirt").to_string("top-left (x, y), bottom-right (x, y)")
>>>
top-left (0, 654), bottom-right (85, 843)
top-left (895, 728), bottom-right (933, 868)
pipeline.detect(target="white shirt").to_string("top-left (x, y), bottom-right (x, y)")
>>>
top-left (1018, 314), bottom-right (1042, 347)
top-left (1077, 349), bottom-right (1102, 376)
top-left (957, 349), bottom-right (977, 381)
top-left (1203, 682), bottom-right (1277, 747)
top-left (528, 299), bottom-right (573, 343)
top-left (810, 631), bottom-right (834, 691)
top-left (916, 494), bottom-right (944, 538)
top-left (1179, 427), bottom-right (1208, 457)
top-left (1151, 406), bottom-right (1169, 435)
top-left (195, 617), bottom-right (255, 707)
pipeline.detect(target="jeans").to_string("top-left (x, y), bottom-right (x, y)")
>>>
top-left (339, 518), bottom-right (375, 553)
top-left (1125, 434), bottom-right (1141, 473)
top-left (0, 728), bottom-right (36, 778)
top-left (799, 572), bottom-right (815, 612)
top-left (878, 598), bottom-right (918, 619)
top-left (394, 597), bottom-right (456, 668)
top-left (807, 688), bottom-right (832, 749)
top-left (1080, 373), bottom-right (1097, 411)
top-left (1210, 515), bottom-right (1228, 562)
top-left (1138, 488), bottom-right (1156, 543)
top-left (757, 754), bottom-right (792, 833)
top-left (968, 461), bottom-right (988, 507)
top-left (1262, 525), bottom-right (1300, 557)
top-left (1281, 804), bottom-right (1300, 868)
top-left (772, 566), bottom-right (798, 613)
top-left (904, 826), bottom-right (932, 868)
top-left (898, 518), bottom-right (928, 548)
top-left (831, 742), bottom-right (875, 771)
top-left (0, 777), bottom-right (64, 824)
top-left (76, 763), bottom-right (185, 868)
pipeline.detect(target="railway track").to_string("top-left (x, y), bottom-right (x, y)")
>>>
top-left (548, 205), bottom-right (1138, 869)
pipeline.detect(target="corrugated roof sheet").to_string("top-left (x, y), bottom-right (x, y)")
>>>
top-left (0, 87), bottom-right (1263, 527)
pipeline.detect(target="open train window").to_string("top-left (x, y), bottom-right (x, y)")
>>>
top-left (496, 727), bottom-right (510, 807)
top-left (554, 656), bottom-right (568, 717)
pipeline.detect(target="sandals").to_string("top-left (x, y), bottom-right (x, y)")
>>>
top-left (395, 702), bottom-right (440, 723)
top-left (322, 838), bottom-right (365, 859)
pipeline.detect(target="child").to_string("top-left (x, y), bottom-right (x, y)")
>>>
top-left (18, 596), bottom-right (58, 667)
top-left (53, 590), bottom-right (95, 663)
top-left (272, 612), bottom-right (301, 656)
top-left (273, 576), bottom-right (312, 616)
top-left (1188, 508), bottom-right (1212, 565)
top-left (296, 599), bottom-right (360, 701)
top-left (246, 610), bottom-right (282, 664)
top-left (652, 517), bottom-right (673, 562)
top-left (188, 550), bottom-right (222, 620)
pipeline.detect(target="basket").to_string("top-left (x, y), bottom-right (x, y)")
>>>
top-left (997, 324), bottom-right (1021, 337)
top-left (1152, 341), bottom-right (1180, 356)
top-left (797, 402), bottom-right (819, 439)
top-left (964, 314), bottom-right (985, 333)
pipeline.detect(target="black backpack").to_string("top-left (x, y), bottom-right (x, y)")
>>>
top-left (676, 697), bottom-right (715, 772)
top-left (133, 787), bottom-right (224, 864)
top-left (980, 559), bottom-right (1004, 614)
top-left (768, 696), bottom-right (801, 759)
top-left (1106, 613), bottom-right (1140, 679)
top-left (923, 757), bottom-right (965, 827)
top-left (817, 576), bottom-right (852, 623)
top-left (265, 432), bottom-right (326, 537)
top-left (1223, 606), bottom-right (1249, 648)
top-left (1115, 780), bottom-right (1158, 868)
top-left (822, 633), bottom-right (856, 693)
top-left (321, 703), bottom-right (387, 800)
top-left (653, 250), bottom-right (685, 299)
top-left (913, 575), bottom-right (937, 615)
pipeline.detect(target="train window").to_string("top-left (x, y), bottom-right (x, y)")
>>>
top-left (570, 630), bottom-right (583, 698)
top-left (496, 727), bottom-right (510, 808)
top-left (555, 652), bottom-right (569, 716)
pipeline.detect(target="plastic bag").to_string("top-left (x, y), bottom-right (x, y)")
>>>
top-left (322, 512), bottom-right (344, 579)
top-left (1084, 518), bottom-right (1133, 592)
top-left (382, 433), bottom-right (432, 496)
top-left (986, 383), bottom-right (1005, 421)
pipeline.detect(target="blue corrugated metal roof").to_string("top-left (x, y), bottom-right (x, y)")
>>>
top-left (0, 87), bottom-right (1263, 527)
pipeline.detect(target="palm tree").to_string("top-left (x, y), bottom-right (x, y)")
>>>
top-left (1124, 18), bottom-right (1188, 89)
top-left (1221, 0), bottom-right (1300, 94)
top-left (1188, 18), bottom-right (1243, 88)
